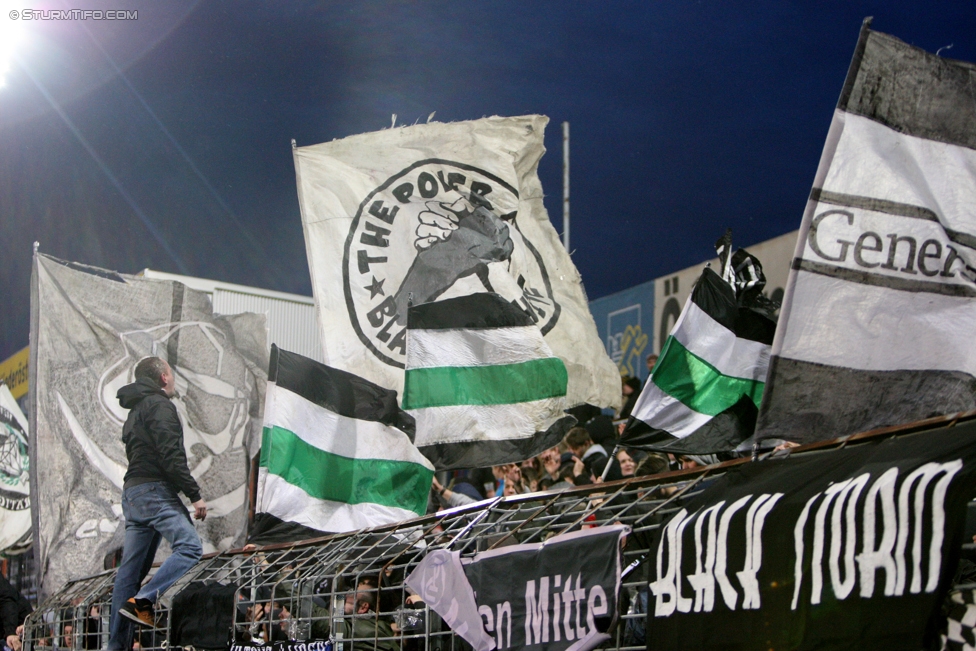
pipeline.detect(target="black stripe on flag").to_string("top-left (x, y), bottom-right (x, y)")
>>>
top-left (623, 395), bottom-right (758, 456)
top-left (248, 512), bottom-right (331, 546)
top-left (840, 27), bottom-right (976, 151)
top-left (756, 356), bottom-right (976, 443)
top-left (268, 344), bottom-right (416, 437)
top-left (792, 258), bottom-right (976, 299)
top-left (407, 293), bottom-right (535, 330)
top-left (690, 269), bottom-right (776, 344)
top-left (810, 188), bottom-right (976, 252)
top-left (419, 416), bottom-right (575, 470)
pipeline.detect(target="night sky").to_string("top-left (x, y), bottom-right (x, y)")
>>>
top-left (1, 1), bottom-right (973, 362)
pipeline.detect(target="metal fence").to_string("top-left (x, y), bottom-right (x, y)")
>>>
top-left (23, 465), bottom-right (715, 651)
top-left (22, 412), bottom-right (976, 651)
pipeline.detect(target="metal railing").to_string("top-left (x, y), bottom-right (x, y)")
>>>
top-left (24, 468), bottom-right (711, 651)
top-left (22, 410), bottom-right (976, 651)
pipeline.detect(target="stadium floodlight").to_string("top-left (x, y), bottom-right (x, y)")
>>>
top-left (0, 0), bottom-right (27, 89)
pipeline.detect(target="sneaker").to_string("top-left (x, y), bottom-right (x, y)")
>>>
top-left (118, 598), bottom-right (154, 627)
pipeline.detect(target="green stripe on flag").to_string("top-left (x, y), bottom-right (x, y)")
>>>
top-left (259, 426), bottom-right (433, 515)
top-left (652, 336), bottom-right (765, 416)
top-left (402, 357), bottom-right (568, 409)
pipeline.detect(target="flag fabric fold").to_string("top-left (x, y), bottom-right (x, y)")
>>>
top-left (251, 345), bottom-right (434, 544)
top-left (756, 24), bottom-right (976, 443)
top-left (293, 115), bottom-right (619, 412)
top-left (404, 293), bottom-right (574, 470)
top-left (29, 253), bottom-right (267, 595)
top-left (623, 266), bottom-right (775, 455)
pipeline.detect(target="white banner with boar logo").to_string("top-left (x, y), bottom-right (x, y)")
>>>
top-left (29, 254), bottom-right (268, 595)
top-left (293, 115), bottom-right (619, 412)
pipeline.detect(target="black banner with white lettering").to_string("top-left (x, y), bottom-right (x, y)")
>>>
top-left (646, 420), bottom-right (976, 651)
top-left (406, 525), bottom-right (627, 651)
top-left (231, 642), bottom-right (331, 651)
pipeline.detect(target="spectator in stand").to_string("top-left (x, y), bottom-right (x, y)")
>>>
top-left (564, 427), bottom-right (607, 484)
top-left (491, 464), bottom-right (529, 497)
top-left (679, 454), bottom-right (720, 469)
top-left (519, 456), bottom-right (541, 477)
top-left (565, 404), bottom-right (602, 429)
top-left (618, 376), bottom-right (642, 421)
top-left (522, 466), bottom-right (543, 492)
top-left (490, 465), bottom-right (508, 496)
top-left (1, 573), bottom-right (31, 651)
top-left (645, 354), bottom-right (659, 378)
top-left (430, 477), bottom-right (481, 508)
top-left (501, 464), bottom-right (528, 496)
top-left (633, 453), bottom-right (669, 477)
top-left (586, 415), bottom-right (618, 452)
top-left (342, 590), bottom-right (397, 651)
top-left (616, 449), bottom-right (638, 478)
top-left (536, 446), bottom-right (562, 490)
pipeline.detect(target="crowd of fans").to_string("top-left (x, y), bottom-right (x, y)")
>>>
top-left (424, 352), bottom-right (707, 515)
top-left (6, 353), bottom-right (708, 651)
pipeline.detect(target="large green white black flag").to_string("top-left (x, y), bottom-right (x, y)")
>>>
top-left (293, 115), bottom-right (619, 412)
top-left (645, 419), bottom-right (976, 651)
top-left (407, 525), bottom-right (628, 651)
top-left (0, 383), bottom-right (31, 553)
top-left (622, 265), bottom-right (775, 456)
top-left (404, 293), bottom-right (574, 469)
top-left (250, 345), bottom-right (433, 544)
top-left (29, 254), bottom-right (268, 595)
top-left (756, 23), bottom-right (976, 443)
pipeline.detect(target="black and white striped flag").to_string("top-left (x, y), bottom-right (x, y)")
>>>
top-left (756, 23), bottom-right (976, 443)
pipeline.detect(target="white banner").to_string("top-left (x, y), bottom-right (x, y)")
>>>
top-left (294, 115), bottom-right (619, 410)
top-left (0, 383), bottom-right (31, 553)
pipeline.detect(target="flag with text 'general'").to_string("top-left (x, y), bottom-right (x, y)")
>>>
top-left (403, 293), bottom-right (574, 470)
top-left (756, 23), bottom-right (976, 443)
top-left (622, 267), bottom-right (775, 455)
top-left (646, 415), bottom-right (976, 651)
top-left (250, 345), bottom-right (434, 544)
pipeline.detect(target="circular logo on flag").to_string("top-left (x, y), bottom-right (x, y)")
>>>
top-left (0, 405), bottom-right (29, 509)
top-left (344, 159), bottom-right (560, 368)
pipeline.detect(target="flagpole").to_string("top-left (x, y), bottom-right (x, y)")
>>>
top-left (601, 444), bottom-right (619, 481)
top-left (562, 121), bottom-right (570, 252)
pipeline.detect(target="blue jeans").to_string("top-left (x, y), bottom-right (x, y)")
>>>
top-left (108, 482), bottom-right (203, 651)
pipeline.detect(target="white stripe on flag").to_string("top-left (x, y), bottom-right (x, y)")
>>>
top-left (406, 326), bottom-right (553, 369)
top-left (824, 112), bottom-right (976, 226)
top-left (777, 270), bottom-right (976, 375)
top-left (412, 399), bottom-right (564, 448)
top-left (630, 381), bottom-right (713, 440)
top-left (257, 469), bottom-right (420, 532)
top-left (266, 385), bottom-right (433, 468)
top-left (672, 300), bottom-right (771, 380)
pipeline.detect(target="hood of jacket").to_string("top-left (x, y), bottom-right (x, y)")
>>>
top-left (117, 377), bottom-right (167, 409)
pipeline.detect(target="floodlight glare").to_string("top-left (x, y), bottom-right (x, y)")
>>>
top-left (0, 1), bottom-right (27, 88)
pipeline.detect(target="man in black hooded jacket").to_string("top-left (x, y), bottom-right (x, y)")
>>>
top-left (1, 572), bottom-right (32, 651)
top-left (107, 357), bottom-right (207, 651)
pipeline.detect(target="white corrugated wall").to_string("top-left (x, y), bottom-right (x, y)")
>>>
top-left (212, 289), bottom-right (324, 362)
